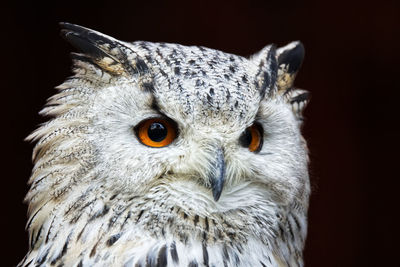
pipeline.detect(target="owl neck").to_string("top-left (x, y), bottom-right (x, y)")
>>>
top-left (22, 182), bottom-right (307, 266)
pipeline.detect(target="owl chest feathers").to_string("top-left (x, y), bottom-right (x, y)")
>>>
top-left (21, 183), bottom-right (306, 267)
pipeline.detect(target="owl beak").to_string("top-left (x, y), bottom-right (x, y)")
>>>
top-left (209, 148), bottom-right (226, 202)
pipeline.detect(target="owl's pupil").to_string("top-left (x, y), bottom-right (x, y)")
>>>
top-left (148, 122), bottom-right (167, 142)
top-left (239, 129), bottom-right (252, 147)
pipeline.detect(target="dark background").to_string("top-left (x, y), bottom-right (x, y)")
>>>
top-left (3, 0), bottom-right (399, 266)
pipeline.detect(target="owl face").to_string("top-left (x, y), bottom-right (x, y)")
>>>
top-left (50, 24), bottom-right (307, 211)
top-left (22, 23), bottom-right (310, 266)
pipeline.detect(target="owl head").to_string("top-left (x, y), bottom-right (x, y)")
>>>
top-left (24, 23), bottom-right (309, 260)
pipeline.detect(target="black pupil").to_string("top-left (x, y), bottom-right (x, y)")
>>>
top-left (148, 122), bottom-right (167, 142)
top-left (239, 128), bottom-right (252, 147)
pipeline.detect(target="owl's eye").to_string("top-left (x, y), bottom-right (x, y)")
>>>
top-left (136, 118), bottom-right (177, 147)
top-left (239, 124), bottom-right (263, 152)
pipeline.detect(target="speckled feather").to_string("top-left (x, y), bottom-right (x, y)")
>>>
top-left (19, 23), bottom-right (310, 267)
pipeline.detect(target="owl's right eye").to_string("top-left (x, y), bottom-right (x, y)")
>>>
top-left (135, 118), bottom-right (178, 148)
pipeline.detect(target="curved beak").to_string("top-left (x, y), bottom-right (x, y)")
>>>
top-left (209, 147), bottom-right (226, 201)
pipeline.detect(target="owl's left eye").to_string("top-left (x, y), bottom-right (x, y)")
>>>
top-left (135, 118), bottom-right (177, 147)
top-left (239, 123), bottom-right (263, 152)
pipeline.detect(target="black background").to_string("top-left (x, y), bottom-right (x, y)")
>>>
top-left (3, 0), bottom-right (400, 266)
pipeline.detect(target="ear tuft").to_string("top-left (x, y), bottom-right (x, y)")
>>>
top-left (276, 41), bottom-right (305, 94)
top-left (277, 41), bottom-right (304, 74)
top-left (60, 23), bottom-right (112, 60)
top-left (60, 22), bottom-right (146, 76)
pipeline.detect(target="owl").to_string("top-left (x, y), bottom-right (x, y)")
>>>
top-left (19, 23), bottom-right (310, 267)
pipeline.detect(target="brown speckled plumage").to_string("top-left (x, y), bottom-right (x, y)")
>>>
top-left (20, 23), bottom-right (310, 267)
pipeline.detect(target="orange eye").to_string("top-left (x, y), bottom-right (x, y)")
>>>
top-left (136, 118), bottom-right (177, 148)
top-left (239, 124), bottom-right (263, 152)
